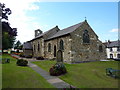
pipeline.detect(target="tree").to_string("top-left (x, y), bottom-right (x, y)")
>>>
top-left (0, 3), bottom-right (11, 20)
top-left (0, 3), bottom-right (17, 50)
top-left (14, 40), bottom-right (22, 50)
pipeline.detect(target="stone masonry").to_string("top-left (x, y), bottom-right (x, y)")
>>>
top-left (23, 20), bottom-right (106, 63)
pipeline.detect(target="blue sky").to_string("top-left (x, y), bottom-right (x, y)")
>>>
top-left (2, 1), bottom-right (118, 43)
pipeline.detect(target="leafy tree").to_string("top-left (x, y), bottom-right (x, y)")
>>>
top-left (14, 40), bottom-right (22, 50)
top-left (0, 3), bottom-right (17, 50)
top-left (19, 45), bottom-right (23, 50)
top-left (0, 3), bottom-right (11, 20)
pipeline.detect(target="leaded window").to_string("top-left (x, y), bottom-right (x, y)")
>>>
top-left (59, 40), bottom-right (64, 50)
top-left (48, 43), bottom-right (51, 52)
top-left (38, 43), bottom-right (40, 51)
top-left (99, 45), bottom-right (103, 52)
top-left (83, 30), bottom-right (90, 43)
top-left (34, 45), bottom-right (35, 51)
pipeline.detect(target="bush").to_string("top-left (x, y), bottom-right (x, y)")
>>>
top-left (36, 56), bottom-right (44, 60)
top-left (49, 62), bottom-right (67, 76)
top-left (16, 59), bottom-right (28, 66)
top-left (19, 53), bottom-right (25, 57)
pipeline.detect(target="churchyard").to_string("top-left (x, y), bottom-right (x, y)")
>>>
top-left (1, 53), bottom-right (119, 88)
top-left (2, 54), bottom-right (54, 88)
top-left (33, 60), bottom-right (118, 88)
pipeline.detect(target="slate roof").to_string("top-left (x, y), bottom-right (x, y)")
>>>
top-left (106, 40), bottom-right (120, 48)
top-left (31, 26), bottom-right (59, 41)
top-left (46, 21), bottom-right (84, 40)
top-left (23, 42), bottom-right (32, 50)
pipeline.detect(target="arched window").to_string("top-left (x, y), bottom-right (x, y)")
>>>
top-left (48, 43), bottom-right (51, 52)
top-left (54, 45), bottom-right (56, 57)
top-left (83, 30), bottom-right (90, 43)
top-left (38, 43), bottom-right (40, 51)
top-left (99, 45), bottom-right (103, 52)
top-left (34, 45), bottom-right (35, 51)
top-left (59, 40), bottom-right (64, 50)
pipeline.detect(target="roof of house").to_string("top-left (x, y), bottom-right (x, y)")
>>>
top-left (23, 42), bottom-right (32, 50)
top-left (46, 21), bottom-right (84, 40)
top-left (106, 40), bottom-right (120, 48)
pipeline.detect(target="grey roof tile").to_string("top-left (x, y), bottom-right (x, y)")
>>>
top-left (23, 42), bottom-right (32, 49)
top-left (107, 40), bottom-right (120, 47)
top-left (46, 21), bottom-right (84, 40)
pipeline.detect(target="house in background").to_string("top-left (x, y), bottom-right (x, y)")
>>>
top-left (23, 20), bottom-right (106, 63)
top-left (104, 40), bottom-right (120, 59)
top-left (23, 41), bottom-right (33, 57)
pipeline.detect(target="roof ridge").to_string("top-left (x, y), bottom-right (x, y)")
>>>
top-left (61, 21), bottom-right (84, 31)
top-left (45, 21), bottom-right (84, 41)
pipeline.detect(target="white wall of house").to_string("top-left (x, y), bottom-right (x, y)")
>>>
top-left (106, 47), bottom-right (120, 59)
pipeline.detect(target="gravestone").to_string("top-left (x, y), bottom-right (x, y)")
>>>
top-left (56, 50), bottom-right (63, 62)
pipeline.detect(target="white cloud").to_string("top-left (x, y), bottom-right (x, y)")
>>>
top-left (1, 0), bottom-right (41, 43)
top-left (110, 28), bottom-right (119, 32)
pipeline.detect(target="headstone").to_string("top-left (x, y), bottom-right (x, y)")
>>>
top-left (56, 50), bottom-right (63, 62)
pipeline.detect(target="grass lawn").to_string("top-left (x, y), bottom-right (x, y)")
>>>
top-left (32, 60), bottom-right (119, 88)
top-left (2, 54), bottom-right (54, 88)
top-left (0, 55), bottom-right (2, 89)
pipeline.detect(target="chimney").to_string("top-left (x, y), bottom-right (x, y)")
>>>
top-left (35, 29), bottom-right (43, 37)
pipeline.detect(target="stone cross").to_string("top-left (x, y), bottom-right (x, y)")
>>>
top-left (56, 50), bottom-right (63, 62)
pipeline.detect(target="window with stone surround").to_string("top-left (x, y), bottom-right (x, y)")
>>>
top-left (99, 45), bottom-right (103, 52)
top-left (59, 39), bottom-right (64, 50)
top-left (48, 43), bottom-right (51, 52)
top-left (83, 30), bottom-right (90, 44)
top-left (38, 43), bottom-right (40, 51)
top-left (34, 45), bottom-right (35, 51)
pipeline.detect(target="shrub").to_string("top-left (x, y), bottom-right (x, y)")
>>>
top-left (36, 56), bottom-right (44, 60)
top-left (16, 59), bottom-right (28, 66)
top-left (49, 62), bottom-right (67, 76)
top-left (19, 53), bottom-right (25, 57)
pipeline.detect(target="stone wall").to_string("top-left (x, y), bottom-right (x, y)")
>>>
top-left (31, 38), bottom-right (44, 57)
top-left (45, 35), bottom-right (71, 63)
top-left (23, 49), bottom-right (32, 56)
top-left (30, 21), bottom-right (106, 63)
top-left (70, 21), bottom-right (106, 63)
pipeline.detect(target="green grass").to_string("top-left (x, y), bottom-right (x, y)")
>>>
top-left (2, 54), bottom-right (54, 88)
top-left (0, 57), bottom-right (2, 89)
top-left (33, 60), bottom-right (119, 88)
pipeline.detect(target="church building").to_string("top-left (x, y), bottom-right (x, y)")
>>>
top-left (23, 20), bottom-right (106, 63)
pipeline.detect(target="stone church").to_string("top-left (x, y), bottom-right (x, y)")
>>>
top-left (23, 20), bottom-right (106, 63)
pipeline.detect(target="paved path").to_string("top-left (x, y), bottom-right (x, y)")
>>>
top-left (28, 62), bottom-right (71, 88)
top-left (11, 54), bottom-right (73, 88)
